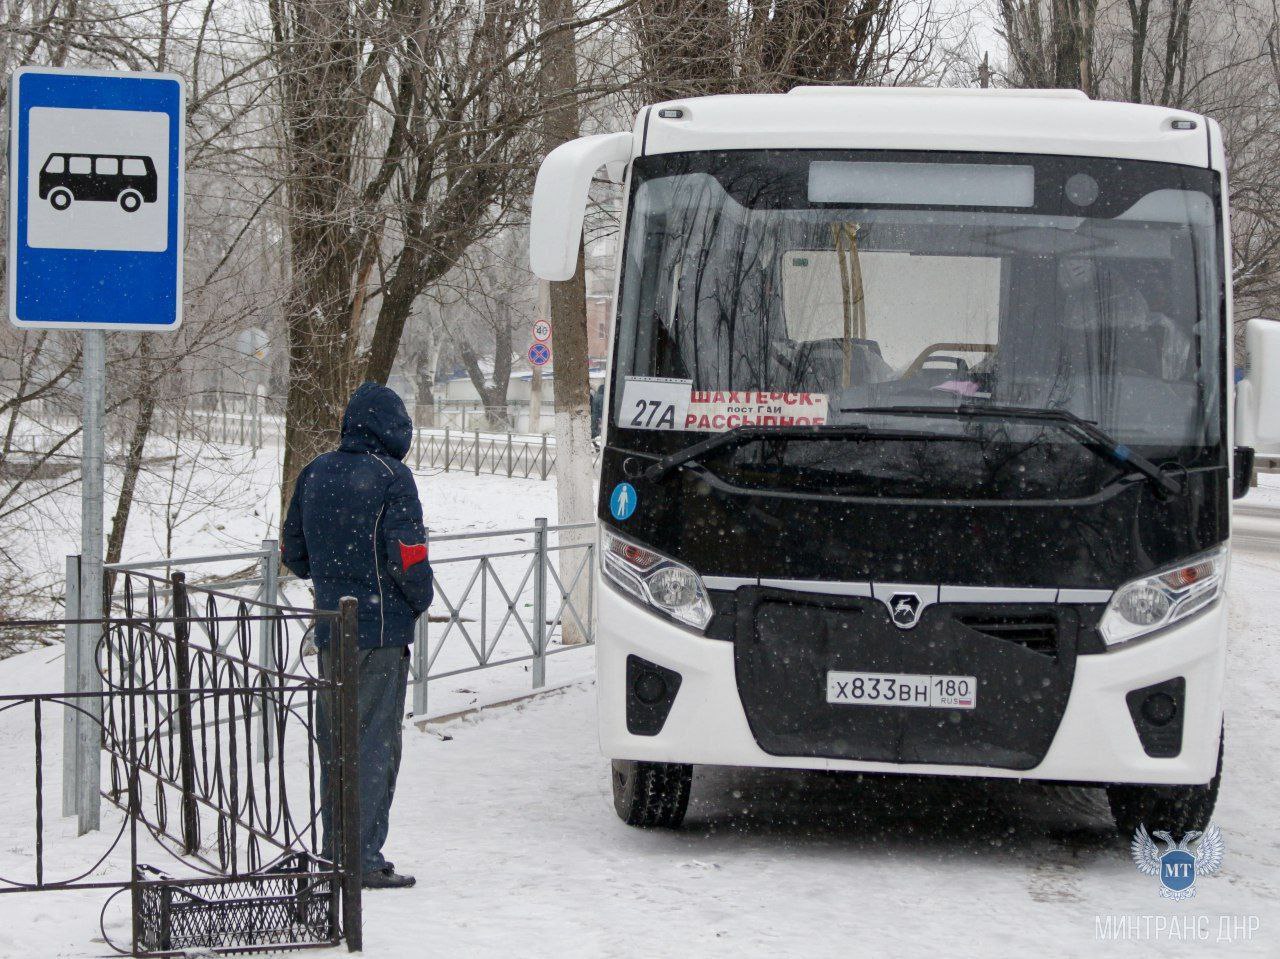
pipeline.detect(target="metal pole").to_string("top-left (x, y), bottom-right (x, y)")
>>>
top-left (532, 517), bottom-right (547, 689)
top-left (444, 428), bottom-right (450, 472)
top-left (540, 435), bottom-right (548, 481)
top-left (412, 527), bottom-right (430, 717)
top-left (257, 539), bottom-right (279, 762)
top-left (474, 430), bottom-right (480, 476)
top-left (336, 597), bottom-right (363, 952)
top-left (62, 554), bottom-right (81, 818)
top-left (171, 573), bottom-right (199, 855)
top-left (77, 329), bottom-right (106, 834)
top-left (252, 388), bottom-right (261, 449)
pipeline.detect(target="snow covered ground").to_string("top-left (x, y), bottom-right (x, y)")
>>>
top-left (335, 516), bottom-right (1280, 959)
top-left (7, 427), bottom-right (563, 598)
top-left (1, 445), bottom-right (1278, 957)
top-left (2, 533), bottom-right (1277, 958)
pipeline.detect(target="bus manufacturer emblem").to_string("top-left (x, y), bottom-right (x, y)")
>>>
top-left (889, 593), bottom-right (923, 629)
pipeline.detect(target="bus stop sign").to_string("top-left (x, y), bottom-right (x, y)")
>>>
top-left (7, 67), bottom-right (184, 330)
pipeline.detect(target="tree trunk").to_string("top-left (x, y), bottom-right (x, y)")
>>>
top-left (540, 0), bottom-right (593, 645)
top-left (271, 0), bottom-right (369, 522)
top-left (415, 341), bottom-right (438, 428)
top-left (105, 341), bottom-right (159, 600)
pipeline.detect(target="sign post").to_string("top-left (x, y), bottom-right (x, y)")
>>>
top-left (8, 67), bottom-right (185, 832)
top-left (76, 328), bottom-right (105, 832)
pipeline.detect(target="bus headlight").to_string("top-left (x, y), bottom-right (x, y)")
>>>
top-left (1099, 545), bottom-right (1228, 647)
top-left (602, 529), bottom-right (713, 630)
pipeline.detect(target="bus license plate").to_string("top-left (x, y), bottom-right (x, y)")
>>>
top-left (826, 671), bottom-right (977, 710)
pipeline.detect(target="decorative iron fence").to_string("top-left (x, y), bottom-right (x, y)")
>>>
top-left (4, 571), bottom-right (364, 955)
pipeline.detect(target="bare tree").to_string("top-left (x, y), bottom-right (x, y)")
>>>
top-left (268, 0), bottom-right (634, 516)
top-left (995, 0), bottom-right (1280, 325)
top-left (630, 0), bottom-right (953, 100)
top-left (997, 0), bottom-right (1102, 93)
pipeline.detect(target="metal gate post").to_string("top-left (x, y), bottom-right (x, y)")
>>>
top-left (336, 597), bottom-right (363, 952)
top-left (412, 615), bottom-right (429, 717)
top-left (474, 430), bottom-right (480, 475)
top-left (257, 539), bottom-right (279, 762)
top-left (444, 428), bottom-right (450, 472)
top-left (62, 554), bottom-right (82, 817)
top-left (171, 573), bottom-right (200, 855)
top-left (540, 435), bottom-right (548, 481)
top-left (532, 518), bottom-right (547, 689)
top-left (412, 528), bottom-right (430, 717)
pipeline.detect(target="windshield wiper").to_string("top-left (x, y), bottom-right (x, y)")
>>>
top-left (641, 424), bottom-right (874, 482)
top-left (844, 403), bottom-right (1183, 496)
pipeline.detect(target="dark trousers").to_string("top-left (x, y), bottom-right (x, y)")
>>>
top-left (317, 644), bottom-right (410, 874)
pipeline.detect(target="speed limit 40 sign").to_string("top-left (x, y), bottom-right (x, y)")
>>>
top-left (531, 319), bottom-right (551, 342)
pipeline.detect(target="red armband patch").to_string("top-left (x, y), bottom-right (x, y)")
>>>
top-left (399, 542), bottom-right (427, 570)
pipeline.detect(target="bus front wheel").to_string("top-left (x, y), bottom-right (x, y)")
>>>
top-left (1106, 728), bottom-right (1223, 837)
top-left (118, 189), bottom-right (143, 213)
top-left (611, 759), bottom-right (692, 828)
top-left (49, 188), bottom-right (72, 211)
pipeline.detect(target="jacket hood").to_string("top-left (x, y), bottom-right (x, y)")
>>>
top-left (339, 382), bottom-right (413, 460)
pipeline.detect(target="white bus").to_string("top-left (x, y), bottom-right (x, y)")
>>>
top-left (529, 88), bottom-right (1280, 836)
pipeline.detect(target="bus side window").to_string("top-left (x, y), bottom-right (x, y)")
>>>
top-left (69, 156), bottom-right (90, 175)
top-left (95, 157), bottom-right (120, 176)
top-left (122, 158), bottom-right (147, 176)
top-left (42, 155), bottom-right (65, 174)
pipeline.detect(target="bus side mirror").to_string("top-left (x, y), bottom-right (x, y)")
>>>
top-left (1236, 318), bottom-right (1280, 457)
top-left (529, 132), bottom-right (632, 282)
top-left (1233, 447), bottom-right (1255, 499)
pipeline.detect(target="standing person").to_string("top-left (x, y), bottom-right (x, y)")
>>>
top-left (282, 382), bottom-right (433, 889)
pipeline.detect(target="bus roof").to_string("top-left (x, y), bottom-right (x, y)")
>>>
top-left (636, 87), bottom-right (1216, 169)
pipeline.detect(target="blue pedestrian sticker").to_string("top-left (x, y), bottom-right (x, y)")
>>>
top-left (609, 482), bottom-right (637, 521)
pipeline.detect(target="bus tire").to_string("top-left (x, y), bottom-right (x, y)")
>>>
top-left (611, 759), bottom-right (692, 828)
top-left (118, 189), bottom-right (143, 212)
top-left (1106, 728), bottom-right (1223, 837)
top-left (49, 188), bottom-right (72, 210)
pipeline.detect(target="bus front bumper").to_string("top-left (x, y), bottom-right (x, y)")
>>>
top-left (595, 578), bottom-right (1226, 786)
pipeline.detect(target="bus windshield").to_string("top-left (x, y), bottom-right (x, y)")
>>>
top-left (612, 150), bottom-right (1225, 497)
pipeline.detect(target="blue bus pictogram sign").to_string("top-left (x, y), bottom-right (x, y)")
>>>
top-left (7, 67), bottom-right (185, 330)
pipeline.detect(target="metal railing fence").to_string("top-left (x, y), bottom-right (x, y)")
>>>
top-left (408, 427), bottom-right (556, 479)
top-left (89, 519), bottom-right (597, 721)
top-left (410, 519), bottom-right (595, 716)
top-left (18, 394), bottom-right (561, 479)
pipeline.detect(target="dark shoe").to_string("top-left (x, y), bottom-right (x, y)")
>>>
top-left (362, 866), bottom-right (416, 889)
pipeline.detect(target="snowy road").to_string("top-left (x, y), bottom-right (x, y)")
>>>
top-left (0, 480), bottom-right (1276, 956)
top-left (1233, 503), bottom-right (1280, 559)
top-left (345, 513), bottom-right (1279, 959)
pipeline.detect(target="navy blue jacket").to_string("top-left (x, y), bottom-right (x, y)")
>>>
top-left (282, 383), bottom-right (433, 649)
